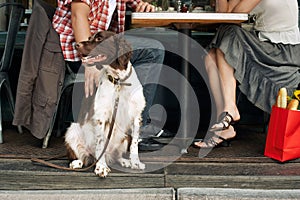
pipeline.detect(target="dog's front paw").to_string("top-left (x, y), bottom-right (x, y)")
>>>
top-left (131, 159), bottom-right (146, 170)
top-left (69, 160), bottom-right (83, 169)
top-left (94, 163), bottom-right (111, 177)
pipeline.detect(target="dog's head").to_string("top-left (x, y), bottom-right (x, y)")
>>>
top-left (76, 31), bottom-right (132, 70)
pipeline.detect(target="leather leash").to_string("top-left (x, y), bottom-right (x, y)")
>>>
top-left (31, 74), bottom-right (131, 172)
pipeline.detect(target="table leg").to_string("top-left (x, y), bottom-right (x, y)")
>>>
top-left (176, 28), bottom-right (193, 154)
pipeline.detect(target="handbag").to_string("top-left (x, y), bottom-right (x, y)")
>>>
top-left (264, 106), bottom-right (300, 162)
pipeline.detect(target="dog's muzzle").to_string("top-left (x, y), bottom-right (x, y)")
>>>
top-left (81, 54), bottom-right (107, 65)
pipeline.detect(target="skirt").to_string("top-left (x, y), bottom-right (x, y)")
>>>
top-left (208, 24), bottom-right (300, 113)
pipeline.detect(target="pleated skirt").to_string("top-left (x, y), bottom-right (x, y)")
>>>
top-left (208, 24), bottom-right (300, 113)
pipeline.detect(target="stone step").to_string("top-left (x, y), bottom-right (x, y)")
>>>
top-left (0, 188), bottom-right (175, 200)
top-left (1, 159), bottom-right (300, 190)
top-left (1, 188), bottom-right (300, 200)
top-left (178, 188), bottom-right (300, 200)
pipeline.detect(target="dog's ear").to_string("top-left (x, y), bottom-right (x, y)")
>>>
top-left (116, 37), bottom-right (132, 68)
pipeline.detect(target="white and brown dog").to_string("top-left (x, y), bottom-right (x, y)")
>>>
top-left (65, 31), bottom-right (146, 177)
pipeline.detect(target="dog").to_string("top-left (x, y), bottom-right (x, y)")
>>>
top-left (65, 31), bottom-right (146, 177)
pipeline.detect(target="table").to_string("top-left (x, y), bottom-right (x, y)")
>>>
top-left (131, 12), bottom-right (248, 28)
top-left (131, 12), bottom-right (248, 153)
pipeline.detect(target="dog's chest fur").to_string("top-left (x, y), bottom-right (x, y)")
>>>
top-left (81, 63), bottom-right (145, 154)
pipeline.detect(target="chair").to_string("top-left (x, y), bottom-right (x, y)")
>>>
top-left (0, 3), bottom-right (24, 143)
top-left (42, 66), bottom-right (85, 148)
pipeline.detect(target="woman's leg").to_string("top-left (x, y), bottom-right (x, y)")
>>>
top-left (204, 48), bottom-right (225, 119)
top-left (215, 48), bottom-right (240, 122)
top-left (194, 48), bottom-right (239, 148)
top-left (203, 48), bottom-right (240, 121)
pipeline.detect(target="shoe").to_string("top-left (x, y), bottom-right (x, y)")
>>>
top-left (193, 137), bottom-right (231, 148)
top-left (140, 124), bottom-right (175, 138)
top-left (209, 111), bottom-right (239, 132)
top-left (193, 131), bottom-right (234, 149)
top-left (150, 128), bottom-right (175, 144)
top-left (152, 129), bottom-right (175, 138)
top-left (138, 138), bottom-right (165, 151)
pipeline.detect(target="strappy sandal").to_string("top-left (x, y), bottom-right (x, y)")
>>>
top-left (210, 111), bottom-right (239, 132)
top-left (193, 132), bottom-right (233, 149)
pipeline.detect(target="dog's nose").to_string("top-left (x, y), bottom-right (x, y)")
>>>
top-left (75, 43), bottom-right (82, 49)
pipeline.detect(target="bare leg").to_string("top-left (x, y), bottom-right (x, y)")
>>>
top-left (215, 48), bottom-right (240, 121)
top-left (194, 48), bottom-right (240, 148)
top-left (205, 49), bottom-right (225, 120)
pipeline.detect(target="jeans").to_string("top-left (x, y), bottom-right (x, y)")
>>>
top-left (125, 35), bottom-right (165, 126)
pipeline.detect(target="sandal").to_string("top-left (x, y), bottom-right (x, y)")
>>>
top-left (193, 131), bottom-right (233, 149)
top-left (210, 111), bottom-right (238, 132)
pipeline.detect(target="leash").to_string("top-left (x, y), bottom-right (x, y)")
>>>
top-left (31, 76), bottom-right (131, 172)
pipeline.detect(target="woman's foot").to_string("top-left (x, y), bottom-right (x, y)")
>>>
top-left (210, 110), bottom-right (240, 131)
top-left (194, 125), bottom-right (236, 148)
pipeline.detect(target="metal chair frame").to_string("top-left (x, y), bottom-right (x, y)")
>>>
top-left (0, 2), bottom-right (24, 143)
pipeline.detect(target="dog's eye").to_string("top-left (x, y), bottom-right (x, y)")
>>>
top-left (95, 37), bottom-right (102, 42)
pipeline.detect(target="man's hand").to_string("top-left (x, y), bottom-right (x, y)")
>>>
top-left (84, 65), bottom-right (101, 98)
top-left (135, 1), bottom-right (155, 12)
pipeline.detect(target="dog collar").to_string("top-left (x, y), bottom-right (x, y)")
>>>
top-left (107, 64), bottom-right (132, 86)
top-left (108, 75), bottom-right (120, 85)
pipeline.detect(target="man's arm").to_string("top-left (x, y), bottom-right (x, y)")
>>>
top-left (71, 0), bottom-right (91, 42)
top-left (71, 0), bottom-right (100, 98)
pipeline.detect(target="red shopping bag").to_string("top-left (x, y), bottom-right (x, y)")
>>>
top-left (264, 106), bottom-right (300, 162)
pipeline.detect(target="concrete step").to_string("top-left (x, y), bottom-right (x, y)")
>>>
top-left (0, 188), bottom-right (175, 200)
top-left (178, 188), bottom-right (300, 200)
top-left (1, 188), bottom-right (300, 200)
top-left (1, 158), bottom-right (300, 190)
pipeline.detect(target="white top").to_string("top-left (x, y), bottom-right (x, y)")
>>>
top-left (251, 0), bottom-right (300, 44)
top-left (106, 0), bottom-right (117, 30)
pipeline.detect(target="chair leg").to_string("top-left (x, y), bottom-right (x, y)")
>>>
top-left (11, 99), bottom-right (23, 134)
top-left (42, 128), bottom-right (51, 148)
top-left (4, 80), bottom-right (23, 135)
top-left (42, 107), bottom-right (59, 148)
top-left (42, 90), bottom-right (62, 148)
top-left (17, 125), bottom-right (23, 134)
top-left (42, 117), bottom-right (56, 148)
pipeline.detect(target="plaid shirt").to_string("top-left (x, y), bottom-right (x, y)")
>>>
top-left (52, 0), bottom-right (138, 61)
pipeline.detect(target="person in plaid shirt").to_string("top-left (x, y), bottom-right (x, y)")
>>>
top-left (53, 0), bottom-right (156, 95)
top-left (53, 0), bottom-right (170, 151)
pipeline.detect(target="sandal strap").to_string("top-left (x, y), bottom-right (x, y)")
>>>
top-left (203, 132), bottom-right (227, 148)
top-left (203, 138), bottom-right (217, 148)
top-left (219, 112), bottom-right (234, 129)
top-left (210, 131), bottom-right (227, 142)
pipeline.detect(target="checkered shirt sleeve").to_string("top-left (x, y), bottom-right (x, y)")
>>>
top-left (52, 0), bottom-right (130, 61)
